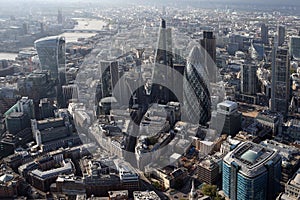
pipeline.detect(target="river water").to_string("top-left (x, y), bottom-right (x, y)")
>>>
top-left (60, 18), bottom-right (106, 43)
top-left (0, 53), bottom-right (17, 60)
top-left (0, 18), bottom-right (106, 60)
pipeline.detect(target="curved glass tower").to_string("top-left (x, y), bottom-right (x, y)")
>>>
top-left (34, 36), bottom-right (66, 83)
top-left (183, 46), bottom-right (211, 125)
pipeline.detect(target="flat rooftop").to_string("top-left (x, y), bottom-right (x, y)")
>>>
top-left (224, 142), bottom-right (281, 178)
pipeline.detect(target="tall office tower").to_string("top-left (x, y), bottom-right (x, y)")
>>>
top-left (99, 61), bottom-right (122, 99)
top-left (223, 142), bottom-right (281, 200)
top-left (38, 98), bottom-right (55, 119)
top-left (261, 23), bottom-right (269, 45)
top-left (289, 36), bottom-right (300, 60)
top-left (5, 112), bottom-right (30, 134)
top-left (153, 18), bottom-right (173, 104)
top-left (34, 36), bottom-right (66, 83)
top-left (40, 23), bottom-right (44, 34)
top-left (270, 48), bottom-right (290, 116)
top-left (241, 64), bottom-right (258, 95)
top-left (57, 9), bottom-right (63, 24)
top-left (22, 23), bottom-right (28, 35)
top-left (17, 97), bottom-right (35, 119)
top-left (278, 26), bottom-right (285, 46)
top-left (183, 46), bottom-right (211, 125)
top-left (200, 31), bottom-right (217, 83)
top-left (213, 100), bottom-right (241, 137)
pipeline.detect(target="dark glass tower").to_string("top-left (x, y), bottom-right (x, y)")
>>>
top-left (261, 23), bottom-right (269, 45)
top-left (183, 46), bottom-right (211, 125)
top-left (152, 18), bottom-right (174, 104)
top-left (200, 31), bottom-right (217, 83)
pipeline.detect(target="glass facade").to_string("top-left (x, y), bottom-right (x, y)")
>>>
top-left (222, 161), bottom-right (279, 200)
top-left (222, 162), bottom-right (231, 197)
top-left (183, 46), bottom-right (211, 125)
top-left (35, 36), bottom-right (66, 82)
top-left (290, 36), bottom-right (300, 60)
top-left (222, 143), bottom-right (282, 200)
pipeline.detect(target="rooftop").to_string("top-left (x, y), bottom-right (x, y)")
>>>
top-left (223, 142), bottom-right (281, 178)
top-left (133, 191), bottom-right (160, 200)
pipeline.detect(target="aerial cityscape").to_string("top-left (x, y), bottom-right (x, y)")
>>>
top-left (0, 0), bottom-right (300, 199)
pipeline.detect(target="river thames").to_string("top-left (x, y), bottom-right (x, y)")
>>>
top-left (0, 18), bottom-right (106, 60)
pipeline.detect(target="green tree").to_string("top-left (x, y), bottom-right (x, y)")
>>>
top-left (201, 184), bottom-right (217, 197)
top-left (201, 184), bottom-right (225, 199)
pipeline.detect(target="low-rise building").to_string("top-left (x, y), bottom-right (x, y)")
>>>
top-left (133, 191), bottom-right (160, 200)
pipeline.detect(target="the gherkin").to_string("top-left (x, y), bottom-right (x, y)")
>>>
top-left (183, 46), bottom-right (211, 125)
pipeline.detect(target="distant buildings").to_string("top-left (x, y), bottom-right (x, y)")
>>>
top-left (223, 142), bottom-right (281, 200)
top-left (57, 9), bottom-right (63, 25)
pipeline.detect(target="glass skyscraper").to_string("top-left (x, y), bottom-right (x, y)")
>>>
top-left (34, 36), bottom-right (66, 83)
top-left (183, 46), bottom-right (211, 125)
top-left (222, 142), bottom-right (281, 200)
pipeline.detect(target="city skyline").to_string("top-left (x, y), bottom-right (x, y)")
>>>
top-left (0, 1), bottom-right (300, 199)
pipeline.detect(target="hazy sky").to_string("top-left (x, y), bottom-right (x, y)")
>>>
top-left (0, 0), bottom-right (299, 15)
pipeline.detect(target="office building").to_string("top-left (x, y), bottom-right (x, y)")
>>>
top-left (261, 24), bottom-right (269, 45)
top-left (133, 191), bottom-right (160, 200)
top-left (0, 171), bottom-right (24, 199)
top-left (57, 9), bottom-right (63, 24)
top-left (152, 18), bottom-right (173, 104)
top-left (213, 101), bottom-right (241, 136)
top-left (38, 98), bottom-right (55, 119)
top-left (17, 71), bottom-right (57, 103)
top-left (82, 158), bottom-right (140, 197)
top-left (62, 84), bottom-right (78, 107)
top-left (108, 190), bottom-right (129, 200)
top-left (289, 36), bottom-right (300, 60)
top-left (34, 36), bottom-right (66, 82)
top-left (30, 159), bottom-right (75, 191)
top-left (197, 158), bottom-right (220, 185)
top-left (5, 112), bottom-right (30, 134)
top-left (281, 169), bottom-right (300, 199)
top-left (271, 48), bottom-right (290, 116)
top-left (183, 46), bottom-right (211, 125)
top-left (256, 110), bottom-right (281, 134)
top-left (278, 26), bottom-right (285, 46)
top-left (31, 117), bottom-right (72, 145)
top-left (223, 142), bottom-right (281, 200)
top-left (241, 64), bottom-right (258, 95)
top-left (260, 140), bottom-right (300, 185)
top-left (150, 167), bottom-right (187, 190)
top-left (200, 31), bottom-right (217, 83)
